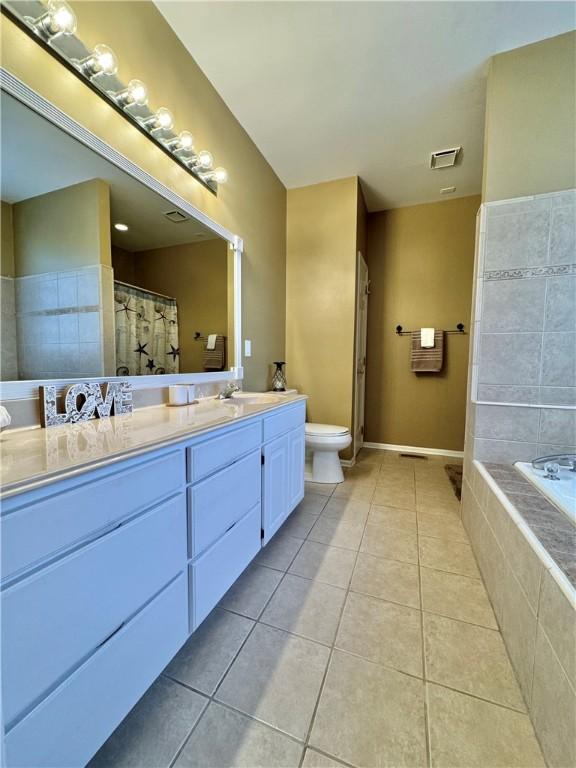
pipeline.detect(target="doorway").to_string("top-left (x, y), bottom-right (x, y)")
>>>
top-left (354, 251), bottom-right (369, 457)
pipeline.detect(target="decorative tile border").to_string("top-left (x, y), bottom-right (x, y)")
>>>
top-left (484, 263), bottom-right (576, 281)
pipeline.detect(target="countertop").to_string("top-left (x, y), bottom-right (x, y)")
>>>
top-left (0, 394), bottom-right (307, 499)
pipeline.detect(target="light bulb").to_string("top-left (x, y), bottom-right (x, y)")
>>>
top-left (115, 79), bottom-right (148, 108)
top-left (81, 44), bottom-right (118, 77)
top-left (197, 150), bottom-right (213, 170)
top-left (176, 131), bottom-right (194, 151)
top-left (154, 108), bottom-right (174, 131)
top-left (212, 167), bottom-right (228, 184)
top-left (36, 0), bottom-right (77, 36)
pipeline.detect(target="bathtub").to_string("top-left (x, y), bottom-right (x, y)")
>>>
top-left (515, 461), bottom-right (576, 526)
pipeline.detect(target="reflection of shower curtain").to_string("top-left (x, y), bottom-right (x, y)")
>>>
top-left (114, 282), bottom-right (180, 375)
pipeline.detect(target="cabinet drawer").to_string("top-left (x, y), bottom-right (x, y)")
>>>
top-left (1, 449), bottom-right (184, 583)
top-left (263, 401), bottom-right (306, 443)
top-left (190, 503), bottom-right (261, 630)
top-left (189, 450), bottom-right (261, 557)
top-left (187, 422), bottom-right (261, 483)
top-left (2, 494), bottom-right (186, 728)
top-left (4, 573), bottom-right (188, 768)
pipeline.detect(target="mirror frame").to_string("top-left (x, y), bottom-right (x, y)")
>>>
top-left (0, 68), bottom-right (243, 401)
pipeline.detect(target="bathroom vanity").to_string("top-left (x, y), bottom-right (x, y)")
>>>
top-left (0, 395), bottom-right (306, 767)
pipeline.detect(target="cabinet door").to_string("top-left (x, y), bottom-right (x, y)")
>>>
top-left (287, 426), bottom-right (305, 513)
top-left (262, 433), bottom-right (289, 544)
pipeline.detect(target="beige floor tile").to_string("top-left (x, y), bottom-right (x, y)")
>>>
top-left (417, 511), bottom-right (468, 542)
top-left (260, 573), bottom-right (346, 645)
top-left (302, 749), bottom-right (347, 767)
top-left (218, 562), bottom-right (283, 619)
top-left (164, 608), bottom-right (254, 695)
top-left (376, 473), bottom-right (416, 491)
top-left (174, 702), bottom-right (303, 768)
top-left (419, 536), bottom-right (480, 578)
top-left (421, 567), bottom-right (497, 629)
top-left (416, 482), bottom-right (460, 504)
top-left (307, 515), bottom-right (365, 551)
top-left (344, 463), bottom-right (381, 482)
top-left (310, 650), bottom-right (427, 768)
top-left (416, 497), bottom-right (461, 516)
top-left (332, 481), bottom-right (376, 501)
top-left (296, 492), bottom-right (330, 515)
top-left (372, 485), bottom-right (416, 510)
top-left (289, 540), bottom-right (356, 588)
top-left (254, 531), bottom-right (304, 571)
top-left (424, 613), bottom-right (525, 711)
top-left (336, 592), bottom-right (423, 677)
top-left (351, 552), bottom-right (421, 608)
top-left (378, 464), bottom-right (415, 481)
top-left (280, 509), bottom-right (320, 540)
top-left (216, 623), bottom-right (330, 740)
top-left (305, 481), bottom-right (337, 497)
top-left (368, 504), bottom-right (417, 532)
top-left (356, 448), bottom-right (386, 465)
top-left (360, 522), bottom-right (418, 564)
top-left (427, 683), bottom-right (545, 768)
top-left (322, 496), bottom-right (370, 524)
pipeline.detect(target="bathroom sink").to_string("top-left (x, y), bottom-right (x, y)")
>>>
top-left (222, 392), bottom-right (283, 405)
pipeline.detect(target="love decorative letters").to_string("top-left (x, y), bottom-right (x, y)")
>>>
top-left (39, 382), bottom-right (133, 428)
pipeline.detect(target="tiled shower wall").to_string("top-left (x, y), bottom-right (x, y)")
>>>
top-left (1, 276), bottom-right (18, 380)
top-left (14, 264), bottom-right (115, 380)
top-left (465, 190), bottom-right (576, 464)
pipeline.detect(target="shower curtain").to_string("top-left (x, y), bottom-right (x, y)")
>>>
top-left (114, 282), bottom-right (180, 376)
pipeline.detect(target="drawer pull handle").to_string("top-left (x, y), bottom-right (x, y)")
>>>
top-left (97, 622), bottom-right (125, 649)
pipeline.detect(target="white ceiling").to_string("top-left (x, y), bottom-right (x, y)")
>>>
top-left (156, 1), bottom-right (574, 211)
top-left (1, 93), bottom-right (218, 250)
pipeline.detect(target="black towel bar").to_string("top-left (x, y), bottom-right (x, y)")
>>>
top-left (395, 323), bottom-right (465, 336)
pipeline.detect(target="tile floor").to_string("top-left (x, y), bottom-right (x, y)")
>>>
top-left (89, 449), bottom-right (546, 768)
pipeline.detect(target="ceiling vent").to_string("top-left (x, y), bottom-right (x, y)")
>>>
top-left (430, 147), bottom-right (461, 169)
top-left (163, 210), bottom-right (188, 223)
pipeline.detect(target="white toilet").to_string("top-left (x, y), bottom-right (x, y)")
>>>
top-left (305, 423), bottom-right (352, 483)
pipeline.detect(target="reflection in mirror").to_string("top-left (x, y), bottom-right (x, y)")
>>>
top-left (0, 90), bottom-right (233, 382)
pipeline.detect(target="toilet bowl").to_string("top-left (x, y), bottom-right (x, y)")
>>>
top-left (305, 423), bottom-right (352, 484)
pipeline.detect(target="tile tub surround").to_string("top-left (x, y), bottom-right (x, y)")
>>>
top-left (1, 276), bottom-right (18, 380)
top-left (462, 460), bottom-right (576, 768)
top-left (465, 189), bottom-right (576, 464)
top-left (90, 449), bottom-right (546, 768)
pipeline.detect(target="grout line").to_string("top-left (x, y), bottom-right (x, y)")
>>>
top-left (167, 542), bottom-right (298, 768)
top-left (416, 493), bottom-right (432, 768)
top-left (297, 492), bottom-right (371, 768)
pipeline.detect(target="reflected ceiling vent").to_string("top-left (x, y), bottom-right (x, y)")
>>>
top-left (163, 209), bottom-right (188, 223)
top-left (430, 147), bottom-right (461, 169)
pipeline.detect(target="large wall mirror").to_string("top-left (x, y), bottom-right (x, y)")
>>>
top-left (0, 82), bottom-right (241, 392)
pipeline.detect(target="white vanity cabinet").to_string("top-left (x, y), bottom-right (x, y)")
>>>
top-left (0, 398), bottom-right (305, 767)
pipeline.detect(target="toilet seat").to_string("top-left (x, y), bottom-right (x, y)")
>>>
top-left (305, 423), bottom-right (349, 437)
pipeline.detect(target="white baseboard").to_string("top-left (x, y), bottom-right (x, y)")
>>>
top-left (362, 441), bottom-right (464, 459)
top-left (340, 457), bottom-right (356, 468)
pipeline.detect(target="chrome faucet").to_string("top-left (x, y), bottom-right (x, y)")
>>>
top-left (532, 454), bottom-right (576, 473)
top-left (217, 382), bottom-right (240, 400)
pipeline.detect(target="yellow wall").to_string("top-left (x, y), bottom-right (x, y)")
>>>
top-left (12, 179), bottom-right (111, 276)
top-left (126, 239), bottom-right (229, 373)
top-left (1, 3), bottom-right (286, 388)
top-left (286, 177), bottom-right (360, 450)
top-left (365, 195), bottom-right (479, 452)
top-left (1, 201), bottom-right (15, 277)
top-left (483, 31), bottom-right (576, 202)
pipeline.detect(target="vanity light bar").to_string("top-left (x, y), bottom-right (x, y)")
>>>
top-left (2, 0), bottom-right (228, 194)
